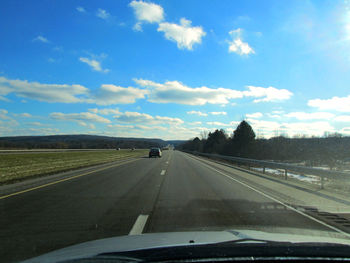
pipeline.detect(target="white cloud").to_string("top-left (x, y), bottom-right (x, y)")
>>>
top-left (334, 115), bottom-right (350, 122)
top-left (228, 28), bottom-right (254, 55)
top-left (134, 124), bottom-right (167, 131)
top-left (28, 122), bottom-right (45, 126)
top-left (76, 6), bottom-right (86, 13)
top-left (78, 121), bottom-right (96, 129)
top-left (129, 0), bottom-right (164, 23)
top-left (244, 86), bottom-right (293, 102)
top-left (281, 122), bottom-right (335, 136)
top-left (14, 113), bottom-right (32, 118)
top-left (158, 18), bottom-right (206, 50)
top-left (134, 78), bottom-right (292, 105)
top-left (79, 57), bottom-right (109, 73)
top-left (96, 8), bottom-right (110, 20)
top-left (206, 121), bottom-right (239, 127)
top-left (210, 111), bottom-right (227, 116)
top-left (50, 112), bottom-right (111, 124)
top-left (0, 76), bottom-right (89, 103)
top-left (340, 127), bottom-right (350, 135)
top-left (207, 121), bottom-right (231, 127)
top-left (155, 115), bottom-right (184, 125)
top-left (285, 112), bottom-right (334, 120)
top-left (93, 84), bottom-right (148, 105)
top-left (107, 124), bottom-right (134, 129)
top-left (247, 118), bottom-right (335, 138)
top-left (187, 111), bottom-right (208, 117)
top-left (133, 22), bottom-right (143, 32)
top-left (246, 112), bottom-right (263, 118)
top-left (33, 35), bottom-right (49, 43)
top-left (27, 127), bottom-right (59, 135)
top-left (308, 95), bottom-right (350, 112)
top-left (134, 79), bottom-right (243, 105)
top-left (0, 109), bottom-right (9, 120)
top-left (107, 123), bottom-right (167, 132)
top-left (188, 121), bottom-right (202, 125)
top-left (0, 110), bottom-right (19, 133)
top-left (88, 108), bottom-right (121, 115)
top-left (0, 76), bottom-right (148, 105)
top-left (114, 111), bottom-right (183, 125)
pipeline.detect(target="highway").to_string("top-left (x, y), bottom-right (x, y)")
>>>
top-left (0, 150), bottom-right (342, 262)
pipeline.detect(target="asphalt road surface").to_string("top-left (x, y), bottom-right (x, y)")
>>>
top-left (0, 150), bottom-right (342, 262)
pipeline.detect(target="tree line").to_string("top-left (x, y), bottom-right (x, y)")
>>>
top-left (178, 120), bottom-right (350, 167)
top-left (0, 135), bottom-right (164, 149)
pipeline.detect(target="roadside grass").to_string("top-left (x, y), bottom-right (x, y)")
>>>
top-left (0, 149), bottom-right (148, 184)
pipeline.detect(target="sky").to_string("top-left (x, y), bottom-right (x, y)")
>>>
top-left (1, 0), bottom-right (350, 140)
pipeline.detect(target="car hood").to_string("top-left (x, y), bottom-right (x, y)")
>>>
top-left (23, 229), bottom-right (350, 263)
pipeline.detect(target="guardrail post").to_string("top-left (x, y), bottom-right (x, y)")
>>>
top-left (321, 176), bottom-right (324, 190)
top-left (263, 167), bottom-right (265, 174)
top-left (284, 169), bottom-right (288, 180)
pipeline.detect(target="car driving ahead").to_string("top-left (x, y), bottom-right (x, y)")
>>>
top-left (149, 147), bottom-right (162, 158)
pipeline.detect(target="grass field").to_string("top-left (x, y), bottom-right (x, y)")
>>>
top-left (0, 149), bottom-right (148, 184)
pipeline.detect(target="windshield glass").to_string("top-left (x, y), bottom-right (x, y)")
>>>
top-left (2, 0), bottom-right (350, 262)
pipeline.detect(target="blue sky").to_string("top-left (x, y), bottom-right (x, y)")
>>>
top-left (1, 0), bottom-right (350, 139)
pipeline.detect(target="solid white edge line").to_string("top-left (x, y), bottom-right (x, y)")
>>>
top-left (160, 170), bottom-right (166, 175)
top-left (194, 156), bottom-right (350, 238)
top-left (129, 214), bottom-right (149, 235)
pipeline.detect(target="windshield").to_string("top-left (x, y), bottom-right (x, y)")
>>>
top-left (2, 0), bottom-right (350, 262)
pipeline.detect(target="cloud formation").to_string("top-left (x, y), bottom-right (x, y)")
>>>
top-left (308, 95), bottom-right (350, 112)
top-left (79, 57), bottom-right (109, 73)
top-left (96, 8), bottom-right (110, 20)
top-left (93, 85), bottom-right (148, 105)
top-left (33, 35), bottom-right (49, 43)
top-left (247, 118), bottom-right (335, 138)
top-left (129, 0), bottom-right (164, 23)
top-left (285, 111), bottom-right (334, 120)
top-left (246, 112), bottom-right (263, 118)
top-left (0, 76), bottom-right (89, 103)
top-left (243, 86), bottom-right (293, 102)
top-left (158, 18), bottom-right (206, 50)
top-left (88, 108), bottom-right (121, 115)
top-left (228, 28), bottom-right (254, 55)
top-left (134, 79), bottom-right (243, 105)
top-left (76, 6), bottom-right (86, 13)
top-left (210, 111), bottom-right (227, 116)
top-left (50, 112), bottom-right (111, 123)
top-left (187, 111), bottom-right (208, 116)
top-left (135, 78), bottom-right (293, 105)
top-left (334, 115), bottom-right (350, 122)
top-left (114, 111), bottom-right (183, 126)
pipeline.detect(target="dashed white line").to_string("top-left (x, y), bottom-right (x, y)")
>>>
top-left (160, 170), bottom-right (166, 175)
top-left (166, 161), bottom-right (169, 164)
top-left (129, 214), bottom-right (149, 235)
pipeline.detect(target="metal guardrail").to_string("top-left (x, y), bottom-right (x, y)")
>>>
top-left (183, 150), bottom-right (350, 189)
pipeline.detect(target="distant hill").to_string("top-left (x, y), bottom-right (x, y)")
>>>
top-left (0, 135), bottom-right (185, 149)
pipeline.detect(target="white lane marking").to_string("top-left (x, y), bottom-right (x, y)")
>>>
top-left (160, 170), bottom-right (166, 175)
top-left (166, 161), bottom-right (169, 164)
top-left (129, 214), bottom-right (148, 235)
top-left (196, 158), bottom-right (350, 238)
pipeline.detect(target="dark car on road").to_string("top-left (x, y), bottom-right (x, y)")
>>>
top-left (149, 148), bottom-right (162, 158)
